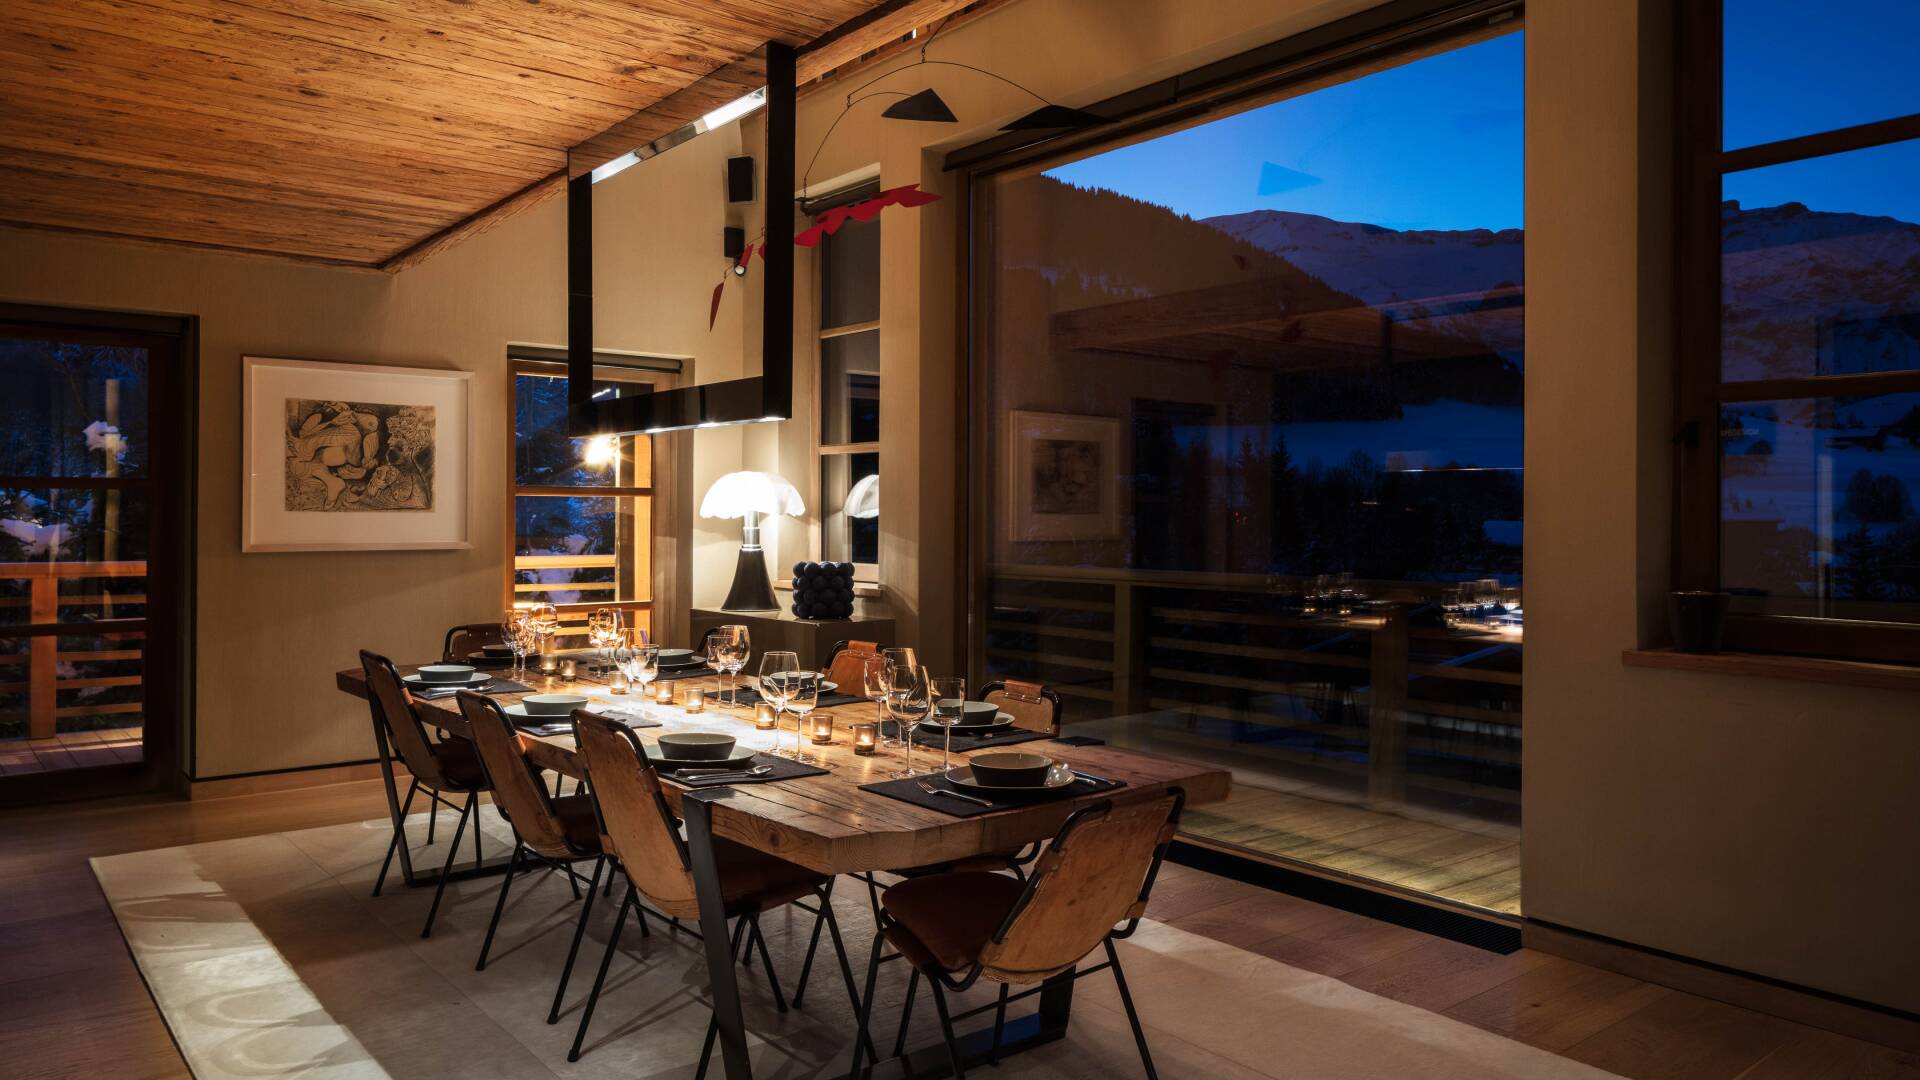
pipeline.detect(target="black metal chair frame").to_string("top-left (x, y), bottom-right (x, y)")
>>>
top-left (846, 789), bottom-right (1186, 1080)
top-left (564, 716), bottom-right (877, 1076)
top-left (361, 650), bottom-right (491, 939)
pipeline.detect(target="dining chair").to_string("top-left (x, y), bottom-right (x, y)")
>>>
top-left (456, 691), bottom-right (615, 1022)
top-left (442, 622), bottom-right (505, 663)
top-left (821, 639), bottom-right (883, 687)
top-left (846, 789), bottom-right (1185, 1080)
top-left (978, 680), bottom-right (1063, 736)
top-left (359, 650), bottom-right (495, 938)
top-left (568, 710), bottom-right (875, 1073)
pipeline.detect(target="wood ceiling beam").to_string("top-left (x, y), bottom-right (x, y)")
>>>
top-left (382, 0), bottom-right (987, 272)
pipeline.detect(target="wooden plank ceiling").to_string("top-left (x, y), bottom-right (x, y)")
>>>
top-left (0, 0), bottom-right (962, 269)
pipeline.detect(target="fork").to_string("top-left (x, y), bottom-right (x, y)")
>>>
top-left (918, 779), bottom-right (993, 807)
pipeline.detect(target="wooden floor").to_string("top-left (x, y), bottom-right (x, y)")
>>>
top-left (0, 726), bottom-right (143, 775)
top-left (0, 781), bottom-right (1912, 1080)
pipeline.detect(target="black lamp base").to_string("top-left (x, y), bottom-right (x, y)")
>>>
top-left (721, 545), bottom-right (779, 611)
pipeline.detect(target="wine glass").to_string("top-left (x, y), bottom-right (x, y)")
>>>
top-left (860, 654), bottom-right (898, 748)
top-left (786, 674), bottom-right (820, 764)
top-left (716, 625), bottom-right (751, 707)
top-left (929, 676), bottom-right (966, 775)
top-left (586, 608), bottom-right (614, 675)
top-left (502, 609), bottom-right (528, 678)
top-left (529, 602), bottom-right (559, 675)
top-left (759, 650), bottom-right (800, 756)
top-left (877, 647), bottom-right (917, 746)
top-left (627, 640), bottom-right (659, 699)
top-left (887, 664), bottom-right (932, 779)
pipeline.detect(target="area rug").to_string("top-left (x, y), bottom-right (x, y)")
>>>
top-left (92, 810), bottom-right (1621, 1079)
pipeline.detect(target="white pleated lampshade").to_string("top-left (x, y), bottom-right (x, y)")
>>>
top-left (699, 470), bottom-right (805, 519)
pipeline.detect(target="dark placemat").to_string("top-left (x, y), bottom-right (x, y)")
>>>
top-left (859, 771), bottom-right (1124, 818)
top-left (655, 664), bottom-right (716, 683)
top-left (1053, 734), bottom-right (1106, 747)
top-left (729, 686), bottom-right (868, 710)
top-left (911, 725), bottom-right (1055, 752)
top-left (408, 675), bottom-right (536, 700)
top-left (661, 753), bottom-right (829, 788)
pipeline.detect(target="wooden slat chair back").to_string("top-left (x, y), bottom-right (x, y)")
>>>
top-left (360, 649), bottom-right (455, 788)
top-left (570, 710), bottom-right (703, 919)
top-left (979, 792), bottom-right (1181, 983)
top-left (823, 639), bottom-right (882, 688)
top-left (981, 679), bottom-right (1062, 736)
top-left (443, 622), bottom-right (504, 663)
top-left (457, 691), bottom-right (575, 859)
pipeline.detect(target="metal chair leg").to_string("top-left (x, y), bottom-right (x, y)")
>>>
top-left (793, 882), bottom-right (831, 1007)
top-left (988, 983), bottom-right (1009, 1065)
top-left (547, 856), bottom-right (604, 1024)
top-left (819, 886), bottom-right (879, 1065)
top-left (1107, 938), bottom-right (1157, 1079)
top-left (475, 842), bottom-right (524, 970)
top-left (472, 802), bottom-right (484, 869)
top-left (928, 978), bottom-right (967, 1079)
top-left (748, 913), bottom-right (788, 1012)
top-left (420, 792), bottom-right (474, 938)
top-left (567, 882), bottom-right (636, 1062)
top-left (845, 932), bottom-right (885, 1080)
top-left (696, 1011), bottom-right (720, 1080)
top-left (894, 969), bottom-right (919, 1060)
top-left (372, 779), bottom-right (419, 897)
top-left (427, 796), bottom-right (438, 844)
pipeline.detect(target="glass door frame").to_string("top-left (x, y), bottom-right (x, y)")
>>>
top-left (0, 302), bottom-right (196, 807)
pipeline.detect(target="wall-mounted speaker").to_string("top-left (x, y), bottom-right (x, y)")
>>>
top-left (723, 226), bottom-right (745, 260)
top-left (726, 156), bottom-right (755, 203)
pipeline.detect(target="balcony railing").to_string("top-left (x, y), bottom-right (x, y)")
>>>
top-left (0, 560), bottom-right (147, 742)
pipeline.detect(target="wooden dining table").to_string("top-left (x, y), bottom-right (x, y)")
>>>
top-left (336, 660), bottom-right (1229, 1079)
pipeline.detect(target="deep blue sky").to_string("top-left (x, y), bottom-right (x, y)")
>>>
top-left (1045, 31), bottom-right (1523, 232)
top-left (1046, 4), bottom-right (1920, 232)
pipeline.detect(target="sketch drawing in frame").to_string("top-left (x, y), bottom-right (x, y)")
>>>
top-left (243, 357), bottom-right (471, 551)
top-left (1004, 410), bottom-right (1120, 542)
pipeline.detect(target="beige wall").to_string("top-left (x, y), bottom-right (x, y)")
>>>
top-left (0, 125), bottom-right (744, 778)
top-left (1524, 0), bottom-right (1920, 1014)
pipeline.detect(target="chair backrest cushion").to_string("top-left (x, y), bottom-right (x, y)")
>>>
top-left (458, 692), bottom-right (576, 858)
top-left (572, 711), bottom-right (701, 917)
top-left (984, 680), bottom-right (1059, 735)
top-left (360, 650), bottom-right (447, 786)
top-left (823, 640), bottom-right (882, 688)
top-left (980, 793), bottom-right (1179, 981)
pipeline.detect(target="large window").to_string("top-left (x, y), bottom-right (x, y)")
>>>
top-left (815, 183), bottom-right (881, 575)
top-left (1678, 0), bottom-right (1920, 661)
top-left (971, 21), bottom-right (1523, 912)
top-left (509, 352), bottom-right (666, 645)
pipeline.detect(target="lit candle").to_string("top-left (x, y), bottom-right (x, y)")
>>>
top-left (654, 682), bottom-right (675, 705)
top-left (754, 704), bottom-right (778, 730)
top-left (539, 652), bottom-right (559, 676)
top-left (559, 659), bottom-right (576, 682)
top-left (609, 667), bottom-right (629, 694)
top-left (683, 687), bottom-right (705, 712)
top-left (810, 714), bottom-right (833, 745)
top-left (851, 722), bottom-right (876, 756)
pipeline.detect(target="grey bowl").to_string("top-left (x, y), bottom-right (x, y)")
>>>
top-left (966, 751), bottom-right (1053, 788)
top-left (655, 732), bottom-right (738, 761)
top-left (418, 664), bottom-right (477, 684)
top-left (521, 693), bottom-right (587, 717)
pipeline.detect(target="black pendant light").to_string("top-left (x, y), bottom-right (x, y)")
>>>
top-left (882, 88), bottom-right (958, 123)
top-left (1001, 103), bottom-right (1106, 130)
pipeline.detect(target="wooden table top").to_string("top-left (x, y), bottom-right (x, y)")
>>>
top-left (336, 664), bottom-right (1230, 877)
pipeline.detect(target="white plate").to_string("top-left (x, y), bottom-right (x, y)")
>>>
top-left (944, 762), bottom-right (1078, 798)
top-left (404, 671), bottom-right (492, 688)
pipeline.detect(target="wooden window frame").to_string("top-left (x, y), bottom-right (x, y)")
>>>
top-left (508, 354), bottom-right (672, 644)
top-left (812, 180), bottom-right (883, 582)
top-left (1675, 1), bottom-right (1920, 664)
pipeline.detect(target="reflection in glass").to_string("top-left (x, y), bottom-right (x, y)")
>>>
top-left (974, 32), bottom-right (1524, 913)
top-left (1721, 393), bottom-right (1920, 620)
top-left (1723, 0), bottom-right (1920, 150)
top-left (1721, 138), bottom-right (1920, 381)
top-left (515, 373), bottom-right (651, 487)
top-left (821, 331), bottom-right (880, 444)
top-left (820, 213), bottom-right (880, 328)
top-left (0, 339), bottom-right (148, 477)
top-left (823, 452), bottom-right (879, 565)
top-left (515, 495), bottom-right (622, 606)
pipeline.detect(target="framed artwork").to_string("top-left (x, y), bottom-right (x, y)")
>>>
top-left (1003, 410), bottom-right (1121, 542)
top-left (242, 356), bottom-right (472, 552)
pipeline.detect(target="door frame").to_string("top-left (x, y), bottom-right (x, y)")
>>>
top-left (0, 302), bottom-right (197, 805)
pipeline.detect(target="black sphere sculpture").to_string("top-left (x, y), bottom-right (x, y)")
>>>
top-left (790, 560), bottom-right (857, 620)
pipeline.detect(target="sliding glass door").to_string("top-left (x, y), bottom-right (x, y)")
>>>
top-left (0, 307), bottom-right (191, 803)
top-left (970, 24), bottom-right (1524, 913)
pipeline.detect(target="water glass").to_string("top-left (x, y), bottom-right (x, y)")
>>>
top-left (877, 647), bottom-right (917, 745)
top-left (628, 643), bottom-right (659, 699)
top-left (759, 650), bottom-right (800, 756)
top-left (786, 675), bottom-right (820, 763)
top-left (929, 676), bottom-right (966, 774)
top-left (887, 664), bottom-right (932, 779)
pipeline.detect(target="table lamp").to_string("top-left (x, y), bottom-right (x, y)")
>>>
top-left (701, 470), bottom-right (805, 611)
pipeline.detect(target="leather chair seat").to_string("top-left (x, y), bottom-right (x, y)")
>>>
top-left (552, 794), bottom-right (603, 853)
top-left (430, 736), bottom-right (489, 790)
top-left (714, 838), bottom-right (826, 915)
top-left (881, 870), bottom-right (1025, 972)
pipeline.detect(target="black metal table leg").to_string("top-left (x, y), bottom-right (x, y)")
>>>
top-left (683, 790), bottom-right (754, 1079)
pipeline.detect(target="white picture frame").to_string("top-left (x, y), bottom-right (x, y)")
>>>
top-left (1003, 409), bottom-right (1121, 542)
top-left (242, 356), bottom-right (472, 552)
